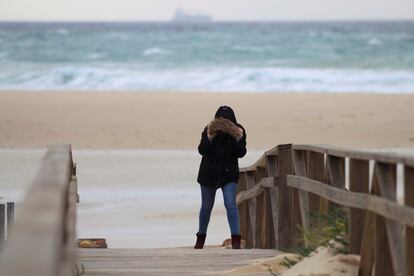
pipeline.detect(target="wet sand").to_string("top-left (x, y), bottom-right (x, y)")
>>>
top-left (0, 148), bottom-right (262, 248)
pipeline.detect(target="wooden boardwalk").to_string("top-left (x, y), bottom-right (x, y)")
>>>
top-left (78, 247), bottom-right (281, 276)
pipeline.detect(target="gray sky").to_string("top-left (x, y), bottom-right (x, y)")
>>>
top-left (1, 0), bottom-right (413, 21)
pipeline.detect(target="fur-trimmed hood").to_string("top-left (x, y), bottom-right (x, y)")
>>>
top-left (207, 118), bottom-right (244, 141)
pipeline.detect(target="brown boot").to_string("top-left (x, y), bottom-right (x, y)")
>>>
top-left (194, 232), bottom-right (206, 249)
top-left (231, 234), bottom-right (242, 249)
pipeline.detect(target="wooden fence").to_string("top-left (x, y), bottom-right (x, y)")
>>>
top-left (0, 144), bottom-right (78, 276)
top-left (236, 144), bottom-right (414, 276)
top-left (0, 201), bottom-right (15, 246)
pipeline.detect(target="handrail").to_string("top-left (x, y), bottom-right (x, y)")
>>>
top-left (239, 145), bottom-right (278, 172)
top-left (288, 175), bottom-right (414, 228)
top-left (236, 177), bottom-right (276, 205)
top-left (0, 144), bottom-right (77, 276)
top-left (293, 144), bottom-right (414, 166)
top-left (236, 143), bottom-right (414, 275)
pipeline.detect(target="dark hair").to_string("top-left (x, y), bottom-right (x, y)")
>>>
top-left (214, 106), bottom-right (237, 124)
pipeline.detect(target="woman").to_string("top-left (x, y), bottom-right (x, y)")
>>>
top-left (194, 106), bottom-right (247, 249)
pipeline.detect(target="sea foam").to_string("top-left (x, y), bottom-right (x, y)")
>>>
top-left (0, 65), bottom-right (413, 93)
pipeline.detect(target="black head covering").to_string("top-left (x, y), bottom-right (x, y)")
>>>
top-left (214, 105), bottom-right (237, 124)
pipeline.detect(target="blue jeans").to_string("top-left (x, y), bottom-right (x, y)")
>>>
top-left (198, 182), bottom-right (240, 235)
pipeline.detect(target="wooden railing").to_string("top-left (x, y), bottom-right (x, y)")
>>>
top-left (236, 144), bottom-right (414, 276)
top-left (0, 202), bottom-right (15, 246)
top-left (0, 144), bottom-right (78, 276)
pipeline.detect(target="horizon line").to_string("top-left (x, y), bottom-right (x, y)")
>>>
top-left (1, 18), bottom-right (414, 24)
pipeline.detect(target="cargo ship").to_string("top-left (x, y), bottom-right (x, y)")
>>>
top-left (171, 9), bottom-right (213, 23)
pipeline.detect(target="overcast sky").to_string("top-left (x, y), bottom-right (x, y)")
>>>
top-left (1, 0), bottom-right (413, 21)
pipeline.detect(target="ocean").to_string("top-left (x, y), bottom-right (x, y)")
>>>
top-left (0, 21), bottom-right (414, 93)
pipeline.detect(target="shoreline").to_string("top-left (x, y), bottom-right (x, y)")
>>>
top-left (1, 90), bottom-right (414, 94)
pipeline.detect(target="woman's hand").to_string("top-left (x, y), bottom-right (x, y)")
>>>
top-left (235, 127), bottom-right (243, 141)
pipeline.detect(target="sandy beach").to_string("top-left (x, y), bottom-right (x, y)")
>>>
top-left (1, 91), bottom-right (414, 249)
top-left (1, 91), bottom-right (414, 150)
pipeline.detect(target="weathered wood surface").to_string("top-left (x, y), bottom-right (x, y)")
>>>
top-left (239, 146), bottom-right (277, 173)
top-left (375, 162), bottom-right (406, 276)
top-left (292, 150), bottom-right (310, 246)
top-left (405, 166), bottom-right (414, 276)
top-left (0, 144), bottom-right (76, 276)
top-left (245, 172), bottom-right (257, 248)
top-left (78, 247), bottom-right (281, 276)
top-left (287, 175), bottom-right (414, 227)
top-left (277, 144), bottom-right (294, 248)
top-left (236, 177), bottom-right (275, 205)
top-left (6, 202), bottom-right (15, 235)
top-left (349, 158), bottom-right (369, 254)
top-left (265, 155), bottom-right (279, 249)
top-left (239, 144), bottom-right (414, 275)
top-left (0, 203), bottom-right (4, 244)
top-left (293, 144), bottom-right (414, 166)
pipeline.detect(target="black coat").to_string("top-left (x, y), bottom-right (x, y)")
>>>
top-left (197, 120), bottom-right (247, 189)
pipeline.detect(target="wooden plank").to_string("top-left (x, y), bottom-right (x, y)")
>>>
top-left (0, 144), bottom-right (74, 276)
top-left (359, 211), bottom-right (376, 276)
top-left (293, 150), bottom-right (310, 246)
top-left (327, 155), bottom-right (345, 213)
top-left (255, 167), bottom-right (267, 249)
top-left (236, 177), bottom-right (275, 205)
top-left (277, 144), bottom-right (293, 248)
top-left (245, 172), bottom-right (257, 248)
top-left (327, 155), bottom-right (345, 189)
top-left (0, 204), bottom-right (4, 245)
top-left (287, 175), bottom-right (414, 228)
top-left (368, 172), bottom-right (393, 276)
top-left (349, 159), bottom-right (369, 254)
top-left (405, 166), bottom-right (414, 276)
top-left (237, 172), bottom-right (248, 245)
top-left (79, 247), bottom-right (282, 276)
top-left (293, 144), bottom-right (414, 167)
top-left (6, 202), bottom-right (15, 238)
top-left (240, 153), bottom-right (266, 173)
top-left (307, 151), bottom-right (324, 215)
top-left (255, 191), bottom-right (265, 249)
top-left (236, 182), bottom-right (263, 205)
top-left (375, 162), bottom-right (406, 276)
top-left (239, 146), bottom-right (278, 173)
top-left (265, 155), bottom-right (278, 249)
top-left (375, 213), bottom-right (394, 276)
top-left (59, 176), bottom-right (78, 276)
top-left (265, 188), bottom-right (275, 248)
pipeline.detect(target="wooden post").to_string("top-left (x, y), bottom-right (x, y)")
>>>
top-left (375, 213), bottom-right (394, 276)
top-left (327, 155), bottom-right (345, 188)
top-left (277, 144), bottom-right (293, 248)
top-left (349, 159), bottom-right (369, 254)
top-left (237, 172), bottom-right (248, 246)
top-left (265, 188), bottom-right (275, 248)
top-left (245, 172), bottom-right (257, 248)
top-left (255, 167), bottom-right (268, 249)
top-left (0, 204), bottom-right (5, 246)
top-left (293, 150), bottom-right (310, 246)
top-left (376, 162), bottom-right (406, 276)
top-left (265, 155), bottom-right (278, 249)
top-left (307, 151), bottom-right (324, 216)
top-left (359, 211), bottom-right (376, 276)
top-left (327, 155), bottom-right (345, 212)
top-left (405, 166), bottom-right (414, 276)
top-left (7, 202), bottom-right (15, 237)
top-left (372, 164), bottom-right (394, 276)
